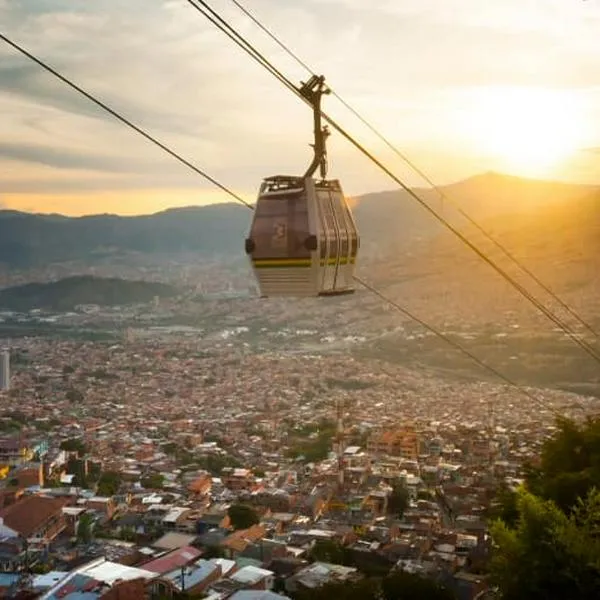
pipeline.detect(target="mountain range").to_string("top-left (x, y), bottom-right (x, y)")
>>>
top-left (2, 171), bottom-right (597, 269)
top-left (1, 172), bottom-right (598, 394)
top-left (0, 275), bottom-right (178, 311)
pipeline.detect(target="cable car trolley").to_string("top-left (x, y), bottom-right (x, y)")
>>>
top-left (245, 75), bottom-right (359, 297)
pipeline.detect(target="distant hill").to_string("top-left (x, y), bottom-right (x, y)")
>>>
top-left (364, 182), bottom-right (600, 327)
top-left (0, 275), bottom-right (179, 311)
top-left (1, 172), bottom-right (597, 269)
top-left (0, 203), bottom-right (250, 268)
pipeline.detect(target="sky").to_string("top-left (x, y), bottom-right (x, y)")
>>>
top-left (1, 0), bottom-right (600, 216)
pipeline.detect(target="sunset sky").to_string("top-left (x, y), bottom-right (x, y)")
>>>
top-left (1, 0), bottom-right (600, 216)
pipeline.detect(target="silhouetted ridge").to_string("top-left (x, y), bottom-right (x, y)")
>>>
top-left (0, 275), bottom-right (178, 311)
top-left (0, 172), bottom-right (597, 268)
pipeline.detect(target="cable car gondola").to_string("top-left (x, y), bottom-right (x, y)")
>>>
top-left (244, 75), bottom-right (359, 297)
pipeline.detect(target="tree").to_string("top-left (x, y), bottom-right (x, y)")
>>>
top-left (308, 539), bottom-right (347, 565)
top-left (77, 513), bottom-right (94, 544)
top-left (141, 473), bottom-right (165, 489)
top-left (293, 578), bottom-right (380, 600)
top-left (388, 480), bottom-right (410, 519)
top-left (416, 489), bottom-right (435, 501)
top-left (66, 458), bottom-right (88, 487)
top-left (290, 572), bottom-right (456, 600)
top-left (66, 388), bottom-right (84, 403)
top-left (60, 438), bottom-right (87, 456)
top-left (486, 482), bottom-right (520, 528)
top-left (201, 545), bottom-right (226, 559)
top-left (96, 471), bottom-right (122, 496)
top-left (489, 488), bottom-right (600, 600)
top-left (227, 504), bottom-right (259, 530)
top-left (62, 365), bottom-right (75, 381)
top-left (382, 570), bottom-right (457, 600)
top-left (526, 417), bottom-right (600, 513)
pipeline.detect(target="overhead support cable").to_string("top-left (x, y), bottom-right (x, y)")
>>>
top-left (184, 0), bottom-right (600, 366)
top-left (0, 33), bottom-right (253, 211)
top-left (0, 31), bottom-right (588, 416)
top-left (228, 0), bottom-right (598, 340)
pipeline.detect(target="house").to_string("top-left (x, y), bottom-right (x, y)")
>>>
top-left (62, 507), bottom-right (88, 536)
top-left (0, 536), bottom-right (28, 571)
top-left (196, 510), bottom-right (230, 534)
top-left (152, 532), bottom-right (198, 551)
top-left (229, 592), bottom-right (291, 600)
top-left (187, 473), bottom-right (212, 496)
top-left (39, 557), bottom-right (159, 599)
top-left (367, 428), bottom-right (419, 460)
top-left (0, 573), bottom-right (21, 596)
top-left (141, 546), bottom-right (202, 575)
top-left (161, 558), bottom-right (222, 596)
top-left (162, 507), bottom-right (192, 532)
top-left (222, 468), bottom-right (254, 492)
top-left (86, 497), bottom-right (116, 519)
top-left (0, 438), bottom-right (32, 466)
top-left (221, 525), bottom-right (266, 559)
top-left (285, 562), bottom-right (359, 594)
top-left (208, 565), bottom-right (275, 596)
top-left (0, 495), bottom-right (68, 546)
top-left (13, 463), bottom-right (44, 488)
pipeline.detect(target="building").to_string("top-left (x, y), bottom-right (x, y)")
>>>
top-left (0, 437), bottom-right (33, 467)
top-left (222, 468), bottom-right (255, 492)
top-left (0, 350), bottom-right (9, 392)
top-left (0, 495), bottom-right (68, 548)
top-left (367, 427), bottom-right (420, 460)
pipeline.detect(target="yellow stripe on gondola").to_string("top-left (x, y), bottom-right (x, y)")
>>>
top-left (253, 258), bottom-right (312, 268)
top-left (253, 256), bottom-right (356, 268)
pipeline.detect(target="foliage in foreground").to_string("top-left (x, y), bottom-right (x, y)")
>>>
top-left (490, 488), bottom-right (600, 599)
top-left (291, 570), bottom-right (456, 600)
top-left (489, 417), bottom-right (600, 598)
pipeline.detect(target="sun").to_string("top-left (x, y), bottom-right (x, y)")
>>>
top-left (459, 87), bottom-right (586, 177)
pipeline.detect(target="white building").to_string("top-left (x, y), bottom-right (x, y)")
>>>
top-left (0, 350), bottom-right (9, 391)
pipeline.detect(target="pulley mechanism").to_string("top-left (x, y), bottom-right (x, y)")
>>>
top-left (299, 75), bottom-right (331, 181)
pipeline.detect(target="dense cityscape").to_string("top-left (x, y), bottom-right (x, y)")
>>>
top-left (1, 0), bottom-right (600, 597)
top-left (0, 287), bottom-right (597, 599)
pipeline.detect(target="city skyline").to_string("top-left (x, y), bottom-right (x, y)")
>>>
top-left (1, 0), bottom-right (600, 216)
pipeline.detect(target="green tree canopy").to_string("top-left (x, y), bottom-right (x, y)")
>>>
top-left (486, 481), bottom-right (520, 528)
top-left (293, 578), bottom-right (380, 600)
top-left (490, 488), bottom-right (600, 600)
top-left (290, 571), bottom-right (456, 600)
top-left (66, 388), bottom-right (84, 403)
top-left (60, 438), bottom-right (87, 456)
top-left (227, 503), bottom-right (259, 530)
top-left (382, 570), bottom-right (457, 600)
top-left (388, 479), bottom-right (410, 519)
top-left (526, 417), bottom-right (600, 513)
top-left (77, 513), bottom-right (94, 545)
top-left (96, 471), bottom-right (122, 496)
top-left (141, 473), bottom-right (165, 489)
top-left (308, 539), bottom-right (348, 565)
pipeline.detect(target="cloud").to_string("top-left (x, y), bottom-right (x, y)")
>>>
top-left (0, 0), bottom-right (599, 213)
top-left (0, 141), bottom-right (166, 173)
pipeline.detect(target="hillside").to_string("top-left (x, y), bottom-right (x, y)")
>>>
top-left (1, 172), bottom-right (597, 269)
top-left (366, 185), bottom-right (600, 325)
top-left (0, 203), bottom-right (250, 268)
top-left (0, 276), bottom-right (179, 311)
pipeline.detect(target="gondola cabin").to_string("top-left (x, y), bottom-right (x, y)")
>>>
top-left (244, 74), bottom-right (360, 298)
top-left (244, 175), bottom-right (359, 297)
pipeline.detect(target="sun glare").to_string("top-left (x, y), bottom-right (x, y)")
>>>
top-left (459, 87), bottom-right (586, 177)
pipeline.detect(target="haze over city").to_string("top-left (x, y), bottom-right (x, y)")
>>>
top-left (1, 2), bottom-right (600, 599)
top-left (1, 0), bottom-right (600, 215)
